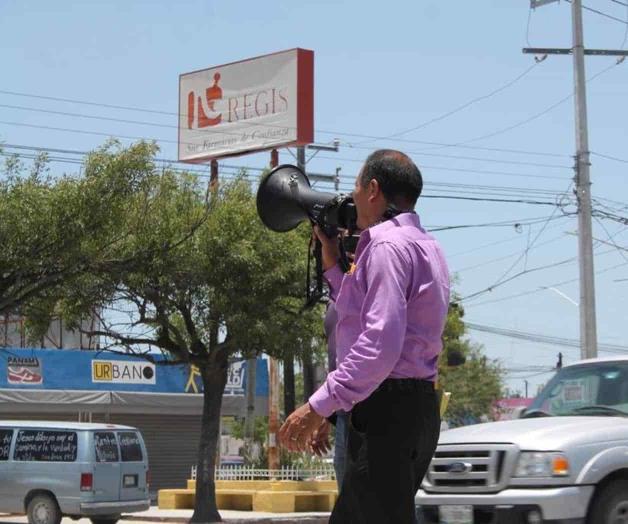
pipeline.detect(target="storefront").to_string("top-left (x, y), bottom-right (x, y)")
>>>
top-left (0, 348), bottom-right (268, 493)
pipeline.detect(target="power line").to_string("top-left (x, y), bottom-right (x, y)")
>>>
top-left (565, 0), bottom-right (628, 24)
top-left (355, 62), bottom-right (540, 143)
top-left (466, 259), bottom-right (628, 308)
top-left (0, 148), bottom-right (566, 208)
top-left (316, 154), bottom-right (568, 180)
top-left (430, 214), bottom-right (568, 233)
top-left (592, 151), bottom-right (628, 163)
top-left (461, 254), bottom-right (579, 302)
top-left (0, 142), bottom-right (567, 200)
top-left (412, 61), bottom-right (620, 153)
top-left (448, 218), bottom-right (570, 258)
top-left (453, 230), bottom-right (570, 273)
top-left (466, 321), bottom-right (628, 354)
top-left (0, 88), bottom-right (572, 159)
top-left (0, 119), bottom-right (574, 170)
top-left (461, 229), bottom-right (628, 304)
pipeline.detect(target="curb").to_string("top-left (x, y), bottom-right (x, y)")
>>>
top-left (121, 515), bottom-right (329, 524)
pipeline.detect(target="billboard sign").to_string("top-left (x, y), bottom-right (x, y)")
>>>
top-left (178, 48), bottom-right (314, 162)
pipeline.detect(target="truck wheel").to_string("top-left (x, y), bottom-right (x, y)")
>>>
top-left (90, 518), bottom-right (120, 524)
top-left (588, 479), bottom-right (628, 523)
top-left (26, 494), bottom-right (62, 524)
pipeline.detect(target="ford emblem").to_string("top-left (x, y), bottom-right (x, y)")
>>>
top-left (448, 461), bottom-right (472, 474)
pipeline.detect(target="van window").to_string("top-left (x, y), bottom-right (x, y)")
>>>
top-left (0, 430), bottom-right (12, 460)
top-left (118, 432), bottom-right (143, 462)
top-left (14, 430), bottom-right (77, 462)
top-left (94, 432), bottom-right (119, 462)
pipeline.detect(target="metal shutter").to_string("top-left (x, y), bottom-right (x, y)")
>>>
top-left (101, 414), bottom-right (201, 493)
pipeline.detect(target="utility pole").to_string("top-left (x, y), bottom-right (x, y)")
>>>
top-left (571, 0), bottom-right (597, 360)
top-left (524, 0), bottom-right (628, 359)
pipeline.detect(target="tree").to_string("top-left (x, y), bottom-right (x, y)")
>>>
top-left (438, 300), bottom-right (504, 425)
top-left (0, 141), bottom-right (170, 319)
top-left (30, 143), bottom-right (324, 522)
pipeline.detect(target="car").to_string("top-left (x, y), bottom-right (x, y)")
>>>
top-left (416, 356), bottom-right (628, 524)
top-left (0, 420), bottom-right (150, 524)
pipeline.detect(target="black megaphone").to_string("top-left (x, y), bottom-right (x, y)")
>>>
top-left (256, 164), bottom-right (357, 237)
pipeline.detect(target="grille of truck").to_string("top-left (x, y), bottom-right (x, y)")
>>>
top-left (423, 444), bottom-right (517, 493)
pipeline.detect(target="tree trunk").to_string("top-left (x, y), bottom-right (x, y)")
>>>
top-left (283, 354), bottom-right (295, 415)
top-left (190, 353), bottom-right (228, 524)
top-left (302, 353), bottom-right (316, 402)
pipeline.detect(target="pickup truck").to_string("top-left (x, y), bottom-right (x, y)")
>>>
top-left (416, 356), bottom-right (628, 524)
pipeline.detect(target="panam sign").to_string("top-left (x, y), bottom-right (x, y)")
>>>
top-left (178, 48), bottom-right (314, 162)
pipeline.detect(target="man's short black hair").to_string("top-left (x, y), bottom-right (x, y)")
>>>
top-left (359, 149), bottom-right (423, 209)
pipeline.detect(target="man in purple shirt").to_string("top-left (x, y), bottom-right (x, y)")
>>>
top-left (279, 150), bottom-right (450, 523)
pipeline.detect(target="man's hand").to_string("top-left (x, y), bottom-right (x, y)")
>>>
top-left (279, 402), bottom-right (324, 452)
top-left (308, 419), bottom-right (332, 457)
top-left (313, 226), bottom-right (340, 271)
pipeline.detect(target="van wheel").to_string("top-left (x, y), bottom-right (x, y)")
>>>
top-left (90, 518), bottom-right (119, 524)
top-left (588, 479), bottom-right (628, 523)
top-left (27, 494), bottom-right (61, 524)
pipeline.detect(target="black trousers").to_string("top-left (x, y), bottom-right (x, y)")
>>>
top-left (329, 379), bottom-right (440, 524)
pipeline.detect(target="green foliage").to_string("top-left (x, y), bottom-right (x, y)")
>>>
top-left (438, 298), bottom-right (504, 424)
top-left (22, 141), bottom-right (325, 369)
top-left (0, 141), bottom-right (160, 325)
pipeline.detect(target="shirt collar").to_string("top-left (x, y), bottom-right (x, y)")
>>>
top-left (354, 212), bottom-right (422, 259)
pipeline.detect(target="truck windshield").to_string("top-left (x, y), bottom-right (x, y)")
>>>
top-left (527, 362), bottom-right (628, 417)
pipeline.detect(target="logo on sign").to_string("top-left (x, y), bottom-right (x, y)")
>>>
top-left (186, 71), bottom-right (289, 131)
top-left (8, 357), bottom-right (43, 385)
top-left (92, 360), bottom-right (156, 385)
top-left (225, 361), bottom-right (245, 395)
top-left (187, 72), bottom-right (223, 129)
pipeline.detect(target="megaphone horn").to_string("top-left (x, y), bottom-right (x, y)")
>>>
top-left (256, 164), bottom-right (336, 233)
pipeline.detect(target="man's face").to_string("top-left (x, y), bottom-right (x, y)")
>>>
top-left (352, 170), bottom-right (370, 231)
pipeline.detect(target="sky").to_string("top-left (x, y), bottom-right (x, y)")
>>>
top-left (1, 0), bottom-right (627, 395)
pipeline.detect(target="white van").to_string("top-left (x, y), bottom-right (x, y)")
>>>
top-left (0, 421), bottom-right (150, 524)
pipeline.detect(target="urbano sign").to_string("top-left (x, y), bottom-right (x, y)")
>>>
top-left (92, 360), bottom-right (156, 385)
top-left (178, 48), bottom-right (314, 162)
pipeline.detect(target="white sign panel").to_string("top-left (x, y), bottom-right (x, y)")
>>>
top-left (224, 361), bottom-right (245, 395)
top-left (179, 48), bottom-right (314, 162)
top-left (92, 360), bottom-right (156, 385)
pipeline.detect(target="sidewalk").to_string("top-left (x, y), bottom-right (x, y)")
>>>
top-left (122, 507), bottom-right (330, 524)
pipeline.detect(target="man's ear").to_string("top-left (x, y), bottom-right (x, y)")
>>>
top-left (368, 178), bottom-right (380, 201)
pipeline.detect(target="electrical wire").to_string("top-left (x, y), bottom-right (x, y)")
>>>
top-left (316, 154), bottom-right (568, 180)
top-left (0, 149), bottom-right (567, 209)
top-left (466, 259), bottom-right (628, 308)
top-left (454, 230), bottom-right (570, 273)
top-left (353, 62), bottom-right (540, 144)
top-left (412, 62), bottom-right (620, 152)
top-left (0, 120), bottom-right (574, 170)
top-left (466, 321), bottom-right (628, 354)
top-left (0, 88), bottom-right (572, 159)
top-left (0, 143), bottom-right (570, 202)
top-left (592, 151), bottom-right (628, 163)
top-left (565, 0), bottom-right (628, 25)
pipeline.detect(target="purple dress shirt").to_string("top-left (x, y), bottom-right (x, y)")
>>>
top-left (309, 212), bottom-right (450, 418)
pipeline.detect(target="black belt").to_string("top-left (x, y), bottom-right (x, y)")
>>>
top-left (375, 378), bottom-right (435, 393)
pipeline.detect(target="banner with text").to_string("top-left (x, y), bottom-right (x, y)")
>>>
top-left (0, 348), bottom-right (268, 397)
